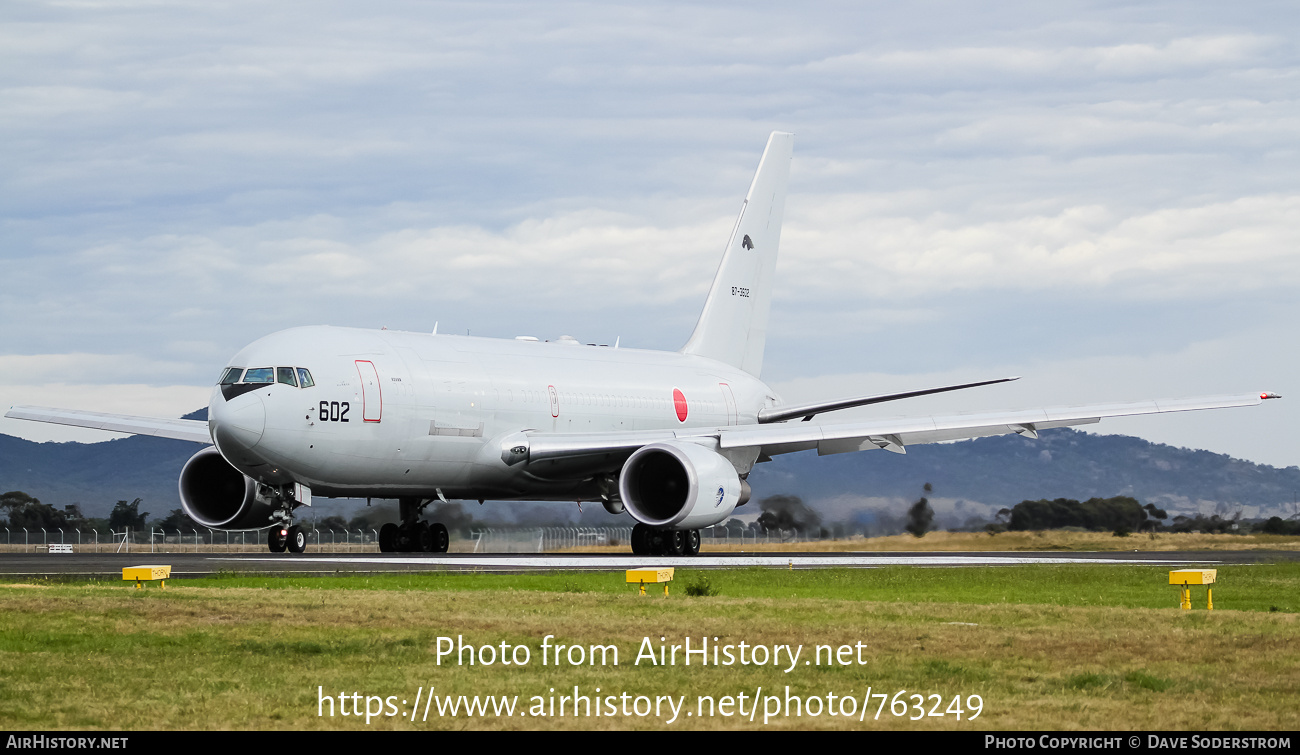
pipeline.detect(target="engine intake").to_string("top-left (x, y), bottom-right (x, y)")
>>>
top-left (618, 441), bottom-right (744, 530)
top-left (178, 446), bottom-right (277, 529)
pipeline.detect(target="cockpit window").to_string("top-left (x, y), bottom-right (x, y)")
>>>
top-left (296, 368), bottom-right (315, 388)
top-left (243, 367), bottom-right (274, 384)
top-left (218, 367), bottom-right (243, 385)
top-left (276, 367), bottom-right (298, 387)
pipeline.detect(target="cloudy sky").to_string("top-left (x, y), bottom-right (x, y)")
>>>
top-left (2, 1), bottom-right (1296, 468)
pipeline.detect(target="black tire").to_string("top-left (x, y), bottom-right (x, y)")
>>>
top-left (432, 523), bottom-right (450, 553)
top-left (395, 525), bottom-right (415, 552)
top-left (379, 523), bottom-right (398, 552)
top-left (416, 521), bottom-right (434, 552)
top-left (287, 525), bottom-right (307, 553)
top-left (631, 523), bottom-right (651, 556)
top-left (666, 529), bottom-right (686, 556)
top-left (683, 529), bottom-right (700, 556)
top-left (268, 527), bottom-right (287, 553)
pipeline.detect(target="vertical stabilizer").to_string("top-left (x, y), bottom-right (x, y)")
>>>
top-left (680, 131), bottom-right (793, 377)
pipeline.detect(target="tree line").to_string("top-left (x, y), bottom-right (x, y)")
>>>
top-left (996, 496), bottom-right (1299, 536)
top-left (0, 491), bottom-right (197, 533)
top-left (1001, 496), bottom-right (1166, 535)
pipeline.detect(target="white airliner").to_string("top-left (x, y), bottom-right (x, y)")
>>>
top-left (5, 132), bottom-right (1281, 555)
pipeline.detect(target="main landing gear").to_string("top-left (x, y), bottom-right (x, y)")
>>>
top-left (378, 521), bottom-right (449, 553)
top-left (378, 497), bottom-right (450, 553)
top-left (630, 523), bottom-right (701, 556)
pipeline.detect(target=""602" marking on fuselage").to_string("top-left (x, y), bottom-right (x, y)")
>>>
top-left (319, 401), bottom-right (350, 422)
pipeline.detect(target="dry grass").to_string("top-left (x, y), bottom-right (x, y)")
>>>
top-left (1, 568), bottom-right (1297, 731)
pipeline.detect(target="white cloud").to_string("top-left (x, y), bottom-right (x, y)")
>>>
top-left (807, 35), bottom-right (1275, 82)
top-left (782, 193), bottom-right (1300, 299)
top-left (0, 354), bottom-right (200, 385)
top-left (1, 0), bottom-right (1297, 466)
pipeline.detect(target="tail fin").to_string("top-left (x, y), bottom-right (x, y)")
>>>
top-left (680, 131), bottom-right (793, 377)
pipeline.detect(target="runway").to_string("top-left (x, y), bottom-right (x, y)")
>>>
top-left (0, 549), bottom-right (1293, 578)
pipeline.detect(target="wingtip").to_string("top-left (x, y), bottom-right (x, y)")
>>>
top-left (1261, 392), bottom-right (1282, 400)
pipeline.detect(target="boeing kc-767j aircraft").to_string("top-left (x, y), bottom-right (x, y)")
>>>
top-left (6, 132), bottom-right (1281, 555)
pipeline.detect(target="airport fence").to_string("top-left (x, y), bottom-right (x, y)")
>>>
top-left (0, 527), bottom-right (383, 554)
top-left (0, 525), bottom-right (835, 554)
top-left (699, 525), bottom-right (830, 548)
top-left (469, 527), bottom-right (635, 553)
top-left (470, 525), bottom-right (831, 553)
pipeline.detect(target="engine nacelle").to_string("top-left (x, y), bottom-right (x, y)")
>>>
top-left (618, 441), bottom-right (744, 530)
top-left (178, 446), bottom-right (278, 530)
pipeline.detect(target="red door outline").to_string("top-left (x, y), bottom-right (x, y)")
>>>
top-left (356, 360), bottom-right (382, 422)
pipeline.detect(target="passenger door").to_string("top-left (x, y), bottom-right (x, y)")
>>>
top-left (355, 360), bottom-right (382, 422)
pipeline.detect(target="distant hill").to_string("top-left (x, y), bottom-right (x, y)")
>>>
top-left (2, 409), bottom-right (1297, 523)
top-left (748, 428), bottom-right (1300, 524)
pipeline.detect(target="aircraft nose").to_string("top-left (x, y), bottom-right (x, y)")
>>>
top-left (210, 390), bottom-right (266, 456)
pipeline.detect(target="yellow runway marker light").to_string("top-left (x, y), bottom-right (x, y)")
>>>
top-left (626, 567), bottom-right (674, 597)
top-left (1169, 569), bottom-right (1216, 610)
top-left (123, 565), bottom-right (172, 590)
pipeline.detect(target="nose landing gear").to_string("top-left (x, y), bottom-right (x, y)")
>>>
top-left (264, 484), bottom-right (311, 553)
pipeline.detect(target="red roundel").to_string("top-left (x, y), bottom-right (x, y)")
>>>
top-left (673, 388), bottom-right (688, 422)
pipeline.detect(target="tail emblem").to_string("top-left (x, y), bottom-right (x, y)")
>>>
top-left (742, 234), bottom-right (754, 250)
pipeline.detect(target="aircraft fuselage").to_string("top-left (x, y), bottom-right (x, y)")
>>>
top-left (209, 325), bottom-right (775, 501)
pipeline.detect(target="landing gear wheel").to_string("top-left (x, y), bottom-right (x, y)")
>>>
top-left (268, 527), bottom-right (287, 553)
top-left (648, 527), bottom-right (670, 556)
top-left (395, 524), bottom-right (415, 552)
top-left (665, 529), bottom-right (686, 556)
top-left (431, 522), bottom-right (450, 553)
top-left (286, 525), bottom-right (307, 553)
top-left (379, 523), bottom-right (398, 553)
top-left (683, 529), bottom-right (700, 556)
top-left (416, 521), bottom-right (434, 552)
top-left (631, 523), bottom-right (651, 556)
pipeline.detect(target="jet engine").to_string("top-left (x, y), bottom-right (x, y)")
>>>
top-left (178, 446), bottom-right (278, 529)
top-left (618, 441), bottom-right (749, 530)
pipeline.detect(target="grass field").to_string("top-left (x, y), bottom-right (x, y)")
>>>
top-left (2, 562), bottom-right (1297, 731)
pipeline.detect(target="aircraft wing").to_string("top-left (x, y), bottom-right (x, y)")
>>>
top-left (725, 393), bottom-right (1277, 457)
top-left (755, 376), bottom-right (1019, 423)
top-left (517, 392), bottom-right (1279, 467)
top-left (4, 405), bottom-right (212, 444)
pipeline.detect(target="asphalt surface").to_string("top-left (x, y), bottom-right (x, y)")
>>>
top-left (0, 549), bottom-right (1294, 578)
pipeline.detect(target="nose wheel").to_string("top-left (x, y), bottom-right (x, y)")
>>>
top-left (267, 524), bottom-right (308, 553)
top-left (287, 525), bottom-right (307, 553)
top-left (264, 483), bottom-right (312, 553)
